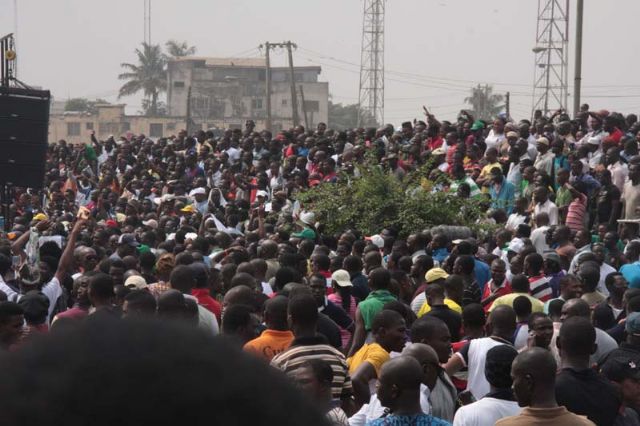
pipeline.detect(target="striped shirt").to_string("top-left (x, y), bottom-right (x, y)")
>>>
top-left (529, 275), bottom-right (552, 302)
top-left (271, 335), bottom-right (352, 400)
top-left (565, 193), bottom-right (587, 233)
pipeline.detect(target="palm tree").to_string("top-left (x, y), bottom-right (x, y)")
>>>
top-left (118, 43), bottom-right (167, 116)
top-left (165, 40), bottom-right (197, 58)
top-left (464, 84), bottom-right (504, 121)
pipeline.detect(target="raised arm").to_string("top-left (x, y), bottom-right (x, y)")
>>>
top-left (55, 218), bottom-right (88, 282)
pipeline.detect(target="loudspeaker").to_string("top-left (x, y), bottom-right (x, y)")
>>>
top-left (0, 86), bottom-right (50, 188)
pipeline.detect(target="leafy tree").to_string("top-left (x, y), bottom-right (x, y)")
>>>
top-left (64, 98), bottom-right (109, 114)
top-left (328, 101), bottom-right (379, 130)
top-left (464, 84), bottom-right (504, 121)
top-left (165, 40), bottom-right (197, 58)
top-left (296, 161), bottom-right (490, 238)
top-left (118, 43), bottom-right (167, 116)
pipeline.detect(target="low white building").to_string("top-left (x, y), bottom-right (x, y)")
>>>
top-left (167, 57), bottom-right (329, 132)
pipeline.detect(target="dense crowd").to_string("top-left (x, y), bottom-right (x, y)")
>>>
top-left (1, 105), bottom-right (640, 425)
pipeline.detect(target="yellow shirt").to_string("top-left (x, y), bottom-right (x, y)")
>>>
top-left (417, 298), bottom-right (462, 318)
top-left (489, 292), bottom-right (544, 313)
top-left (479, 162), bottom-right (502, 180)
top-left (347, 342), bottom-right (389, 376)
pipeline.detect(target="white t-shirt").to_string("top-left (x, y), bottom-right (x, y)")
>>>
top-left (456, 337), bottom-right (509, 400)
top-left (453, 397), bottom-right (522, 426)
top-left (484, 130), bottom-right (506, 152)
top-left (534, 200), bottom-right (559, 226)
top-left (348, 383), bottom-right (431, 426)
top-left (530, 226), bottom-right (550, 254)
top-left (598, 263), bottom-right (616, 296)
top-left (41, 277), bottom-right (63, 322)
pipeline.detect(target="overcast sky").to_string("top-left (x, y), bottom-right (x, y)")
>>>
top-left (2, 0), bottom-right (640, 122)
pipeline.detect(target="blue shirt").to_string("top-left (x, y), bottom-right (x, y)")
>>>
top-left (489, 181), bottom-right (516, 214)
top-left (473, 258), bottom-right (490, 292)
top-left (432, 248), bottom-right (449, 264)
top-left (366, 414), bottom-right (451, 426)
top-left (621, 262), bottom-right (640, 289)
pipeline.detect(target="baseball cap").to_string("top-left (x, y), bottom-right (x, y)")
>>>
top-left (626, 312), bottom-right (640, 336)
top-left (432, 147), bottom-right (446, 156)
top-left (601, 354), bottom-right (640, 382)
top-left (470, 120), bottom-right (485, 131)
top-left (33, 213), bottom-right (48, 221)
top-left (365, 235), bottom-right (385, 249)
top-left (105, 219), bottom-right (118, 228)
top-left (180, 205), bottom-right (196, 213)
top-left (425, 267), bottom-right (449, 283)
top-left (142, 219), bottom-right (158, 229)
top-left (542, 251), bottom-right (561, 264)
top-left (124, 275), bottom-right (148, 290)
top-left (536, 137), bottom-right (550, 146)
top-left (118, 233), bottom-right (139, 247)
top-left (256, 190), bottom-right (269, 198)
top-left (506, 131), bottom-right (519, 139)
top-left (331, 269), bottom-right (353, 287)
top-left (292, 228), bottom-right (316, 240)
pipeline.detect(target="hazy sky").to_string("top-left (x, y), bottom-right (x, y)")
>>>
top-left (2, 0), bottom-right (640, 122)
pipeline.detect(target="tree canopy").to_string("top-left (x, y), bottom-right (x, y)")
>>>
top-left (464, 84), bottom-right (504, 121)
top-left (118, 43), bottom-right (168, 116)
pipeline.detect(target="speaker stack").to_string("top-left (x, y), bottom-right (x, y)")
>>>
top-left (0, 86), bottom-right (50, 189)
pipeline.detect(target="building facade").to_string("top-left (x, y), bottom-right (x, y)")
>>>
top-left (166, 57), bottom-right (329, 132)
top-left (49, 104), bottom-right (185, 144)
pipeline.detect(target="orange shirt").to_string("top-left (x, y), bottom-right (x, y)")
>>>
top-left (243, 329), bottom-right (294, 361)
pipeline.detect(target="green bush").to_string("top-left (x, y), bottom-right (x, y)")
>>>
top-left (296, 163), bottom-right (492, 238)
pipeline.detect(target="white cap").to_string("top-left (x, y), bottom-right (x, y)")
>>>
top-left (189, 187), bottom-right (206, 197)
top-left (300, 211), bottom-right (316, 226)
top-left (256, 190), bottom-right (269, 198)
top-left (367, 234), bottom-right (385, 248)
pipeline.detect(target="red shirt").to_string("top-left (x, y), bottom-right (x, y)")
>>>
top-left (427, 136), bottom-right (444, 151)
top-left (481, 279), bottom-right (512, 312)
top-left (191, 288), bottom-right (222, 323)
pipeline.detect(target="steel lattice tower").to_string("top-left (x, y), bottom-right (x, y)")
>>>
top-left (358, 0), bottom-right (385, 127)
top-left (532, 0), bottom-right (570, 117)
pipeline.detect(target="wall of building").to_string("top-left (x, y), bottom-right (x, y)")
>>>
top-left (167, 58), bottom-right (329, 133)
top-left (49, 104), bottom-right (185, 144)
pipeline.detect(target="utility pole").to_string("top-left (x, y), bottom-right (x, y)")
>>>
top-left (186, 86), bottom-right (192, 134)
top-left (263, 42), bottom-right (272, 131)
top-left (299, 85), bottom-right (309, 130)
top-left (505, 91), bottom-right (510, 119)
top-left (573, 0), bottom-right (584, 117)
top-left (286, 41), bottom-right (300, 127)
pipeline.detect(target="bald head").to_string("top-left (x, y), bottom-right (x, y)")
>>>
top-left (511, 347), bottom-right (558, 407)
top-left (379, 356), bottom-right (422, 392)
top-left (489, 305), bottom-right (516, 338)
top-left (402, 342), bottom-right (439, 365)
top-left (560, 298), bottom-right (590, 321)
top-left (223, 285), bottom-right (255, 309)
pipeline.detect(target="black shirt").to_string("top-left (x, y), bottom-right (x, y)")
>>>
top-left (321, 301), bottom-right (354, 332)
top-left (556, 367), bottom-right (622, 426)
top-left (317, 313), bottom-right (343, 349)
top-left (425, 304), bottom-right (462, 341)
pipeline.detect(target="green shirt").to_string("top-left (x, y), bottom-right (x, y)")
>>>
top-left (359, 290), bottom-right (397, 331)
top-left (555, 186), bottom-right (572, 208)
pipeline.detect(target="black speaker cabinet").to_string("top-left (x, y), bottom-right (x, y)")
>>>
top-left (0, 87), bottom-right (50, 188)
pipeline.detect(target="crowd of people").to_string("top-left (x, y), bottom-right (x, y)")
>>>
top-left (1, 105), bottom-right (640, 425)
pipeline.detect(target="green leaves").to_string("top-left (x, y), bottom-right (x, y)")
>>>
top-left (297, 163), bottom-right (490, 238)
